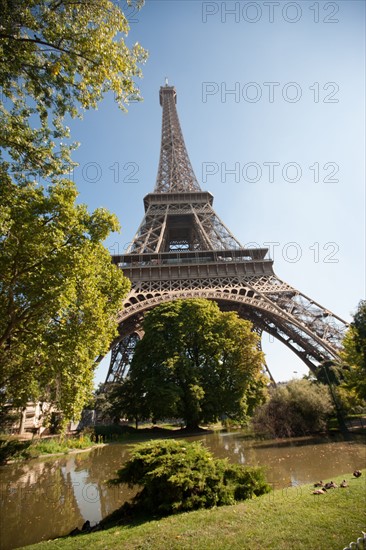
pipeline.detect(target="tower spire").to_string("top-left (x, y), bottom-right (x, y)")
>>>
top-left (126, 85), bottom-right (246, 253)
top-left (155, 85), bottom-right (201, 193)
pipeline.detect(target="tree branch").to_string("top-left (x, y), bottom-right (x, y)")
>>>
top-left (0, 33), bottom-right (95, 63)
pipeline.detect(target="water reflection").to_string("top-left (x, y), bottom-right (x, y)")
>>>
top-left (0, 445), bottom-right (134, 550)
top-left (190, 432), bottom-right (366, 489)
top-left (0, 433), bottom-right (365, 550)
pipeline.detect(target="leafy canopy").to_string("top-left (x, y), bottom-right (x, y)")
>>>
top-left (0, 1), bottom-right (146, 423)
top-left (117, 299), bottom-right (268, 429)
top-left (0, 0), bottom-right (147, 183)
top-left (0, 177), bottom-right (131, 421)
top-left (109, 439), bottom-right (271, 516)
top-left (341, 300), bottom-right (366, 400)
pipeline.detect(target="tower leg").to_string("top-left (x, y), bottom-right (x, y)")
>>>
top-left (105, 333), bottom-right (140, 383)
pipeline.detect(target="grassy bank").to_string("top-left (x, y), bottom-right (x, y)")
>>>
top-left (0, 425), bottom-right (214, 463)
top-left (22, 470), bottom-right (365, 550)
top-left (0, 434), bottom-right (100, 463)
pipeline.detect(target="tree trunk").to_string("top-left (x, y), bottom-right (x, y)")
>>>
top-left (19, 407), bottom-right (27, 435)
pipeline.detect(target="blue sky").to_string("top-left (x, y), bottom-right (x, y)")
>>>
top-left (68, 0), bottom-right (365, 384)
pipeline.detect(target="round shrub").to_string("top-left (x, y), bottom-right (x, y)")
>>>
top-left (109, 439), bottom-right (270, 517)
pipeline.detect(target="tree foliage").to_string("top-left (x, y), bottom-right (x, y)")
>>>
top-left (117, 299), bottom-right (268, 429)
top-left (0, 1), bottom-right (147, 424)
top-left (0, 178), bottom-right (131, 421)
top-left (341, 300), bottom-right (366, 400)
top-left (312, 361), bottom-right (346, 387)
top-left (93, 383), bottom-right (121, 425)
top-left (252, 379), bottom-right (334, 438)
top-left (109, 439), bottom-right (271, 517)
top-left (0, 0), bottom-right (147, 183)
top-left (93, 381), bottom-right (150, 427)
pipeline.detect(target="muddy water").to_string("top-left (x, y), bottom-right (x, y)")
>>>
top-left (0, 433), bottom-right (365, 549)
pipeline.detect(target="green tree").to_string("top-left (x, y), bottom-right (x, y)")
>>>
top-left (0, 1), bottom-right (146, 425)
top-left (93, 383), bottom-right (121, 425)
top-left (109, 439), bottom-right (271, 517)
top-left (94, 380), bottom-right (150, 428)
top-left (0, 178), bottom-right (131, 422)
top-left (341, 300), bottom-right (366, 400)
top-left (109, 378), bottom-right (151, 428)
top-left (0, 0), bottom-right (147, 183)
top-left (121, 299), bottom-right (268, 430)
top-left (312, 360), bottom-right (345, 386)
top-left (252, 379), bottom-right (334, 438)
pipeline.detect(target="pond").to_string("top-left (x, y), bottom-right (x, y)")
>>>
top-left (0, 432), bottom-right (365, 550)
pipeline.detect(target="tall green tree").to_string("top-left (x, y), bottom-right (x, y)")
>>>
top-left (121, 299), bottom-right (268, 430)
top-left (341, 300), bottom-right (366, 400)
top-left (0, 177), bottom-right (131, 421)
top-left (0, 1), bottom-right (146, 423)
top-left (0, 0), bottom-right (147, 183)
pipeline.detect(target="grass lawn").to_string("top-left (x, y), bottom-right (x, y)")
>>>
top-left (21, 470), bottom-right (366, 550)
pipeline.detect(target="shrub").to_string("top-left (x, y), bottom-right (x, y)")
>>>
top-left (93, 424), bottom-right (137, 440)
top-left (0, 438), bottom-right (31, 464)
top-left (223, 463), bottom-right (270, 500)
top-left (109, 439), bottom-right (270, 517)
top-left (336, 386), bottom-right (366, 415)
top-left (0, 433), bottom-right (97, 463)
top-left (252, 379), bottom-right (334, 437)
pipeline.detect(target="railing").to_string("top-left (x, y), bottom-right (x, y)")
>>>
top-left (343, 532), bottom-right (366, 549)
top-left (121, 256), bottom-right (254, 267)
top-left (115, 249), bottom-right (270, 268)
top-left (345, 416), bottom-right (366, 431)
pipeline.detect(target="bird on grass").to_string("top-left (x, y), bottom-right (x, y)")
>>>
top-left (324, 481), bottom-right (338, 489)
top-left (340, 480), bottom-right (348, 488)
top-left (314, 481), bottom-right (324, 488)
top-left (353, 470), bottom-right (362, 478)
top-left (312, 488), bottom-right (327, 495)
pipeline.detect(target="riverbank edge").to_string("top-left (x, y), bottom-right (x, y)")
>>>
top-left (2, 426), bottom-right (364, 465)
top-left (0, 426), bottom-right (215, 465)
top-left (2, 442), bottom-right (108, 464)
top-left (20, 469), bottom-right (366, 550)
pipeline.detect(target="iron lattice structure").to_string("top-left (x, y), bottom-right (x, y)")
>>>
top-left (105, 85), bottom-right (348, 383)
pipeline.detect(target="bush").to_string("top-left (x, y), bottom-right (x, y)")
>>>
top-left (93, 424), bottom-right (137, 441)
top-left (0, 438), bottom-right (31, 464)
top-left (336, 386), bottom-right (366, 415)
top-left (109, 439), bottom-right (270, 517)
top-left (0, 434), bottom-right (96, 463)
top-left (252, 379), bottom-right (334, 437)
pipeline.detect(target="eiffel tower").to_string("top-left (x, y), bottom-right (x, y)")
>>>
top-left (105, 84), bottom-right (348, 383)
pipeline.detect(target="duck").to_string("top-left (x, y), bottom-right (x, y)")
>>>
top-left (312, 488), bottom-right (327, 494)
top-left (340, 479), bottom-right (348, 488)
top-left (82, 520), bottom-right (91, 532)
top-left (353, 470), bottom-right (362, 478)
top-left (324, 481), bottom-right (338, 489)
top-left (314, 481), bottom-right (324, 487)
